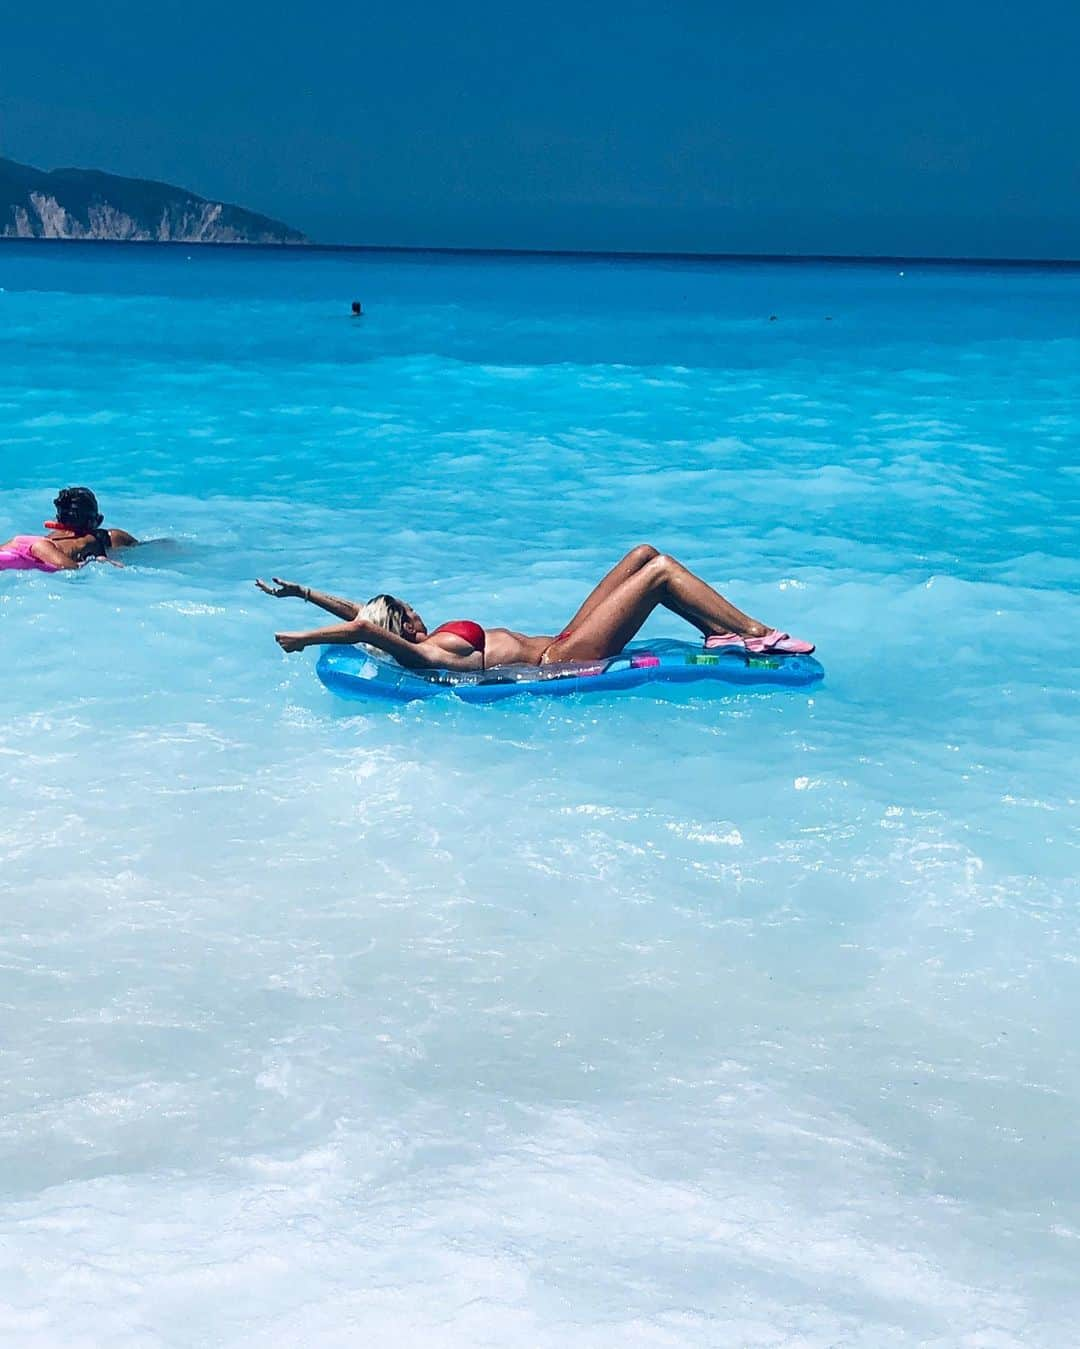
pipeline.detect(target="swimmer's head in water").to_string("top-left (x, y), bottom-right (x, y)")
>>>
top-left (360, 594), bottom-right (426, 642)
top-left (52, 486), bottom-right (104, 533)
top-left (48, 486), bottom-right (111, 558)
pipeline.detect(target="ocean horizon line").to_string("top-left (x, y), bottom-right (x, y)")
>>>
top-left (4, 235), bottom-right (1080, 270)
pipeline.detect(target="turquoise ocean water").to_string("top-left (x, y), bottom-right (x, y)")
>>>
top-left (1, 243), bottom-right (1078, 1346)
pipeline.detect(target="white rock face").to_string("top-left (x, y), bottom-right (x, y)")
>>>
top-left (28, 192), bottom-right (80, 238)
top-left (2, 187), bottom-right (300, 243)
top-left (9, 205), bottom-right (32, 238)
top-left (87, 202), bottom-right (142, 240)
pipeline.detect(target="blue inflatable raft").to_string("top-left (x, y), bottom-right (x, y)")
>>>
top-left (315, 639), bottom-right (823, 705)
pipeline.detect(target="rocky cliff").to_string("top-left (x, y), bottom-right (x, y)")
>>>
top-left (0, 157), bottom-right (305, 244)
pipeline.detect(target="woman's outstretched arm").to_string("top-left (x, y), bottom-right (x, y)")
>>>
top-left (274, 620), bottom-right (366, 652)
top-left (274, 618), bottom-right (476, 671)
top-left (255, 577), bottom-right (360, 621)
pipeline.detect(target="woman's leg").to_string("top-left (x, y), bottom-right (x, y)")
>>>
top-left (557, 544), bottom-right (660, 632)
top-left (545, 553), bottom-right (767, 661)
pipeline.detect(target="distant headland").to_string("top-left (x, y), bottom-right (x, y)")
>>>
top-left (0, 157), bottom-right (305, 244)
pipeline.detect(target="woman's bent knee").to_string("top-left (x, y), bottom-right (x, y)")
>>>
top-left (642, 553), bottom-right (674, 584)
top-left (628, 543), bottom-right (659, 565)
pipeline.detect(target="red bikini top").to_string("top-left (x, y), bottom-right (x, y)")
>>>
top-left (431, 620), bottom-right (485, 650)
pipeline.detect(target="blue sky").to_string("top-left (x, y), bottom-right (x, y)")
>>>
top-left (3, 0), bottom-right (1077, 256)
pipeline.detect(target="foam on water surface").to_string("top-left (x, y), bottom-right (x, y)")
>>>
top-left (1, 244), bottom-right (1078, 1346)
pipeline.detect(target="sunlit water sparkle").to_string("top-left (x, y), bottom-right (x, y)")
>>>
top-left (1, 243), bottom-right (1078, 1347)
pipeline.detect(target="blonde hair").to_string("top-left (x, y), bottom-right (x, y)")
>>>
top-left (359, 593), bottom-right (408, 636)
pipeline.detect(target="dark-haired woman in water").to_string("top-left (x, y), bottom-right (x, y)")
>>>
top-left (0, 487), bottom-right (138, 572)
top-left (256, 545), bottom-right (814, 670)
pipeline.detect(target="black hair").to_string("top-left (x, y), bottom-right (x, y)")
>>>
top-left (54, 486), bottom-right (103, 531)
top-left (53, 486), bottom-right (110, 556)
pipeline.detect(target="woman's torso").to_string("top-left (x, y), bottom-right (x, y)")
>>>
top-left (48, 527), bottom-right (135, 552)
top-left (428, 622), bottom-right (551, 668)
top-left (483, 627), bottom-right (551, 666)
top-left (0, 527), bottom-right (135, 570)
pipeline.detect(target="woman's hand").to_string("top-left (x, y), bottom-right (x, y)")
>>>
top-left (256, 577), bottom-right (304, 599)
top-left (275, 632), bottom-right (308, 653)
